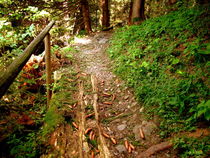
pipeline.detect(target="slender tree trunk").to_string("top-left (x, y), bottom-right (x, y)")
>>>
top-left (80, 0), bottom-right (92, 33)
top-left (131, 0), bottom-right (145, 24)
top-left (128, 1), bottom-right (133, 25)
top-left (100, 0), bottom-right (110, 28)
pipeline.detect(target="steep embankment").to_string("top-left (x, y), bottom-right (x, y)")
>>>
top-left (108, 5), bottom-right (210, 157)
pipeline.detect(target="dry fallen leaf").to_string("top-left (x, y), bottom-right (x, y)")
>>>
top-left (124, 140), bottom-right (129, 150)
top-left (92, 133), bottom-right (95, 140)
top-left (128, 146), bottom-right (132, 153)
top-left (73, 103), bottom-right (77, 108)
top-left (95, 149), bottom-right (99, 153)
top-left (129, 143), bottom-right (135, 150)
top-left (110, 137), bottom-right (117, 144)
top-left (85, 128), bottom-right (92, 134)
top-left (103, 102), bottom-right (112, 105)
top-left (139, 127), bottom-right (145, 139)
top-left (89, 131), bottom-right (94, 140)
top-left (68, 105), bottom-right (73, 108)
top-left (102, 132), bottom-right (110, 138)
top-left (91, 151), bottom-right (94, 158)
top-left (72, 122), bottom-right (78, 129)
top-left (85, 113), bottom-right (94, 119)
top-left (102, 92), bottom-right (112, 97)
top-left (112, 94), bottom-right (116, 101)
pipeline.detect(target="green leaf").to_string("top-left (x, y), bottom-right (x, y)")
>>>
top-left (195, 100), bottom-right (210, 120)
top-left (172, 58), bottom-right (180, 65)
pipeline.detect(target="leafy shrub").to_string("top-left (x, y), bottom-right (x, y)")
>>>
top-left (8, 132), bottom-right (40, 158)
top-left (0, 23), bottom-right (35, 68)
top-left (173, 136), bottom-right (210, 158)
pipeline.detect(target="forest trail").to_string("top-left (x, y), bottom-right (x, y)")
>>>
top-left (43, 32), bottom-right (176, 158)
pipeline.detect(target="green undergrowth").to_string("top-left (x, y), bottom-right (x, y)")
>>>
top-left (42, 67), bottom-right (77, 136)
top-left (108, 4), bottom-right (209, 157)
top-left (5, 67), bottom-right (77, 158)
top-left (173, 136), bottom-right (210, 158)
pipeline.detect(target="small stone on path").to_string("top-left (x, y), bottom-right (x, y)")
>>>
top-left (133, 121), bottom-right (157, 140)
top-left (115, 145), bottom-right (126, 153)
top-left (117, 124), bottom-right (126, 131)
top-left (98, 38), bottom-right (109, 44)
top-left (142, 121), bottom-right (157, 136)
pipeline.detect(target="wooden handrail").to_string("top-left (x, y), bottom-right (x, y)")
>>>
top-left (44, 33), bottom-right (52, 107)
top-left (0, 20), bottom-right (55, 99)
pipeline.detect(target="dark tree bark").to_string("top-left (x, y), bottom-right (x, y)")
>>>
top-left (128, 1), bottom-right (133, 25)
top-left (197, 0), bottom-right (209, 4)
top-left (100, 0), bottom-right (110, 28)
top-left (131, 0), bottom-right (145, 24)
top-left (73, 7), bottom-right (85, 34)
top-left (80, 0), bottom-right (92, 33)
top-left (168, 0), bottom-right (177, 5)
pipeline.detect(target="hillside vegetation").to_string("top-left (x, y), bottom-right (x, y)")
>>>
top-left (108, 5), bottom-right (210, 157)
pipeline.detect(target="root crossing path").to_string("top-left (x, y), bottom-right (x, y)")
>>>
top-left (43, 32), bottom-right (175, 158)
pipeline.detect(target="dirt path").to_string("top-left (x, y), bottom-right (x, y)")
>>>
top-left (43, 32), bottom-right (176, 158)
top-left (71, 32), bottom-right (176, 158)
top-left (73, 32), bottom-right (114, 81)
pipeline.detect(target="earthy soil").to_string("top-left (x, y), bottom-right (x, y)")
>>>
top-left (43, 32), bottom-right (178, 158)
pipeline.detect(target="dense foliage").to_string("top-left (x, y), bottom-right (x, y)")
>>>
top-left (108, 5), bottom-right (209, 156)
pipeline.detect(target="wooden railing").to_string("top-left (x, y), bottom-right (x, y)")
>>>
top-left (0, 21), bottom-right (55, 106)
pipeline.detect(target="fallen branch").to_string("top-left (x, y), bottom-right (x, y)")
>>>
top-left (137, 141), bottom-right (173, 158)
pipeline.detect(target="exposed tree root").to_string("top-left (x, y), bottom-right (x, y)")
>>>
top-left (137, 141), bottom-right (173, 158)
top-left (91, 75), bottom-right (111, 158)
top-left (78, 80), bottom-right (89, 158)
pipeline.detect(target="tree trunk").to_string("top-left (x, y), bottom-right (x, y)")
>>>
top-left (100, 0), bottom-right (110, 29)
top-left (197, 0), bottom-right (209, 4)
top-left (131, 0), bottom-right (145, 24)
top-left (168, 0), bottom-right (177, 5)
top-left (80, 0), bottom-right (92, 34)
top-left (128, 1), bottom-right (133, 25)
top-left (73, 7), bottom-right (85, 34)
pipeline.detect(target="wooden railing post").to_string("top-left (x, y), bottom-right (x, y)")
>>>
top-left (44, 33), bottom-right (52, 107)
top-left (0, 21), bottom-right (55, 99)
